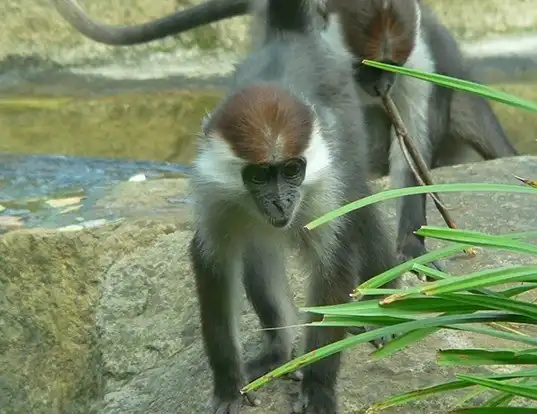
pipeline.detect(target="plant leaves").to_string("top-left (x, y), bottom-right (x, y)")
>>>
top-left (415, 227), bottom-right (537, 256)
top-left (437, 349), bottom-right (537, 366)
top-left (306, 183), bottom-right (537, 231)
top-left (455, 375), bottom-right (537, 401)
top-left (360, 60), bottom-right (537, 113)
top-left (365, 368), bottom-right (537, 413)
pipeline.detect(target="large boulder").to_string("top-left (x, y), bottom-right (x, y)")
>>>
top-left (1, 156), bottom-right (537, 413)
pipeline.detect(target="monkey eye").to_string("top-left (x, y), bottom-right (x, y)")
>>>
top-left (281, 157), bottom-right (306, 179)
top-left (243, 164), bottom-right (271, 185)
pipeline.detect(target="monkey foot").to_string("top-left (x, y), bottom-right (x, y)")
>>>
top-left (397, 236), bottom-right (445, 282)
top-left (291, 388), bottom-right (337, 413)
top-left (211, 391), bottom-right (260, 414)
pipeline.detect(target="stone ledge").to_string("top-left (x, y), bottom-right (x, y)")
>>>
top-left (1, 156), bottom-right (537, 413)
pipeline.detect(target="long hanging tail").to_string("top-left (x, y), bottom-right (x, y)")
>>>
top-left (51, 0), bottom-right (249, 46)
top-left (267, 0), bottom-right (311, 33)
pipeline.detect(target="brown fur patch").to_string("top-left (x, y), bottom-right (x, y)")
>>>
top-left (327, 0), bottom-right (417, 64)
top-left (209, 84), bottom-right (314, 164)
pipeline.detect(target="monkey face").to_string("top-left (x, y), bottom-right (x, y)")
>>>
top-left (353, 61), bottom-right (398, 98)
top-left (241, 157), bottom-right (307, 228)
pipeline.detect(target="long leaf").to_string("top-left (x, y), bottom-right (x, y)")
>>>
top-left (499, 284), bottom-right (537, 298)
top-left (242, 312), bottom-right (536, 393)
top-left (453, 408), bottom-right (537, 413)
top-left (484, 377), bottom-right (532, 407)
top-left (354, 244), bottom-right (467, 294)
top-left (356, 229), bottom-right (537, 295)
top-left (306, 184), bottom-right (537, 230)
top-left (448, 325), bottom-right (537, 348)
top-left (437, 349), bottom-right (537, 366)
top-left (416, 227), bottom-right (537, 256)
top-left (455, 375), bottom-right (537, 401)
top-left (360, 60), bottom-right (537, 113)
top-left (420, 266), bottom-right (537, 296)
top-left (366, 368), bottom-right (537, 413)
top-left (438, 292), bottom-right (537, 320)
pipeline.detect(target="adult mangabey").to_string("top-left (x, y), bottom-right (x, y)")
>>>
top-left (323, 0), bottom-right (518, 266)
top-left (189, 0), bottom-right (399, 412)
top-left (52, 0), bottom-right (518, 269)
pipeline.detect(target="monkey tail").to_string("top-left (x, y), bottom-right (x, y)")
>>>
top-left (267, 0), bottom-right (312, 34)
top-left (51, 0), bottom-right (249, 46)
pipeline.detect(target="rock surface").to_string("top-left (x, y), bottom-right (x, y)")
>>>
top-left (1, 156), bottom-right (537, 413)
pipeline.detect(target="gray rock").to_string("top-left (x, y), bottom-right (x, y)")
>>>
top-left (1, 156), bottom-right (537, 413)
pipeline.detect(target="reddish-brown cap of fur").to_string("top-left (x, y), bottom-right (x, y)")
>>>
top-left (328, 0), bottom-right (418, 64)
top-left (207, 84), bottom-right (314, 164)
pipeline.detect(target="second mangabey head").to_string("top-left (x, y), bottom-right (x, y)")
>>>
top-left (326, 0), bottom-right (419, 97)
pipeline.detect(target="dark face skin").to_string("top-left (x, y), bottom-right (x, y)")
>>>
top-left (353, 60), bottom-right (400, 97)
top-left (241, 156), bottom-right (307, 228)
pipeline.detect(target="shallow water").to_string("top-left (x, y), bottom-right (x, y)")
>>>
top-left (1, 62), bottom-right (537, 230)
top-left (0, 153), bottom-right (190, 230)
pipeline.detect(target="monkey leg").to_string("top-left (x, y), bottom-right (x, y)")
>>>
top-left (242, 240), bottom-right (302, 382)
top-left (389, 131), bottom-right (444, 275)
top-left (189, 232), bottom-right (260, 413)
top-left (346, 206), bottom-right (402, 346)
top-left (450, 92), bottom-right (518, 160)
top-left (292, 253), bottom-right (364, 413)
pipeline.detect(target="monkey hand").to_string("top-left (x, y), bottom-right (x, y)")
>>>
top-left (210, 390), bottom-right (260, 414)
top-left (346, 325), bottom-right (396, 348)
top-left (291, 382), bottom-right (337, 413)
top-left (397, 234), bottom-right (445, 281)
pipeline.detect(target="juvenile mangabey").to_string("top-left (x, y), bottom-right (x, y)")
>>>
top-left (190, 0), bottom-right (399, 412)
top-left (323, 0), bottom-right (518, 266)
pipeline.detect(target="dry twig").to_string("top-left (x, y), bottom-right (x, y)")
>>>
top-left (380, 94), bottom-right (476, 258)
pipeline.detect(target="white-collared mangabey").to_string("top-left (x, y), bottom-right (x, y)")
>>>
top-left (52, 0), bottom-right (518, 269)
top-left (189, 0), bottom-right (399, 412)
top-left (322, 0), bottom-right (517, 267)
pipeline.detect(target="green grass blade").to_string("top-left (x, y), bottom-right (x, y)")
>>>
top-left (420, 266), bottom-right (537, 296)
top-left (516, 348), bottom-right (537, 356)
top-left (410, 263), bottom-right (503, 297)
top-left (438, 292), bottom-right (537, 319)
top-left (371, 327), bottom-right (440, 359)
top-left (452, 408), bottom-right (537, 413)
top-left (499, 284), bottom-right (537, 298)
top-left (455, 375), bottom-right (537, 401)
top-left (366, 369), bottom-right (537, 413)
top-left (415, 227), bottom-right (537, 255)
top-left (437, 349), bottom-right (537, 366)
top-left (484, 378), bottom-right (532, 407)
top-left (483, 393), bottom-right (516, 408)
top-left (354, 244), bottom-right (467, 293)
top-left (449, 325), bottom-right (537, 347)
top-left (242, 312), bottom-right (534, 393)
top-left (306, 183), bottom-right (537, 230)
top-left (361, 60), bottom-right (537, 113)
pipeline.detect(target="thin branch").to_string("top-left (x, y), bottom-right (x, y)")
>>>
top-left (380, 94), bottom-right (476, 258)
